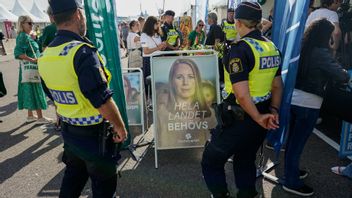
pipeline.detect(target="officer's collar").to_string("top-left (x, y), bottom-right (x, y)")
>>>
top-left (56, 30), bottom-right (86, 42)
top-left (226, 20), bottom-right (235, 24)
top-left (163, 22), bottom-right (174, 29)
top-left (241, 29), bottom-right (262, 40)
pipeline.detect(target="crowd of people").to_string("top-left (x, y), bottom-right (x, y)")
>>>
top-left (1, 0), bottom-right (351, 197)
top-left (114, 0), bottom-right (351, 197)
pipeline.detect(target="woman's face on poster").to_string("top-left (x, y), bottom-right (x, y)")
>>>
top-left (173, 63), bottom-right (196, 100)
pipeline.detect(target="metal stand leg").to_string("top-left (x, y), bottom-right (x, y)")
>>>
top-left (256, 144), bottom-right (283, 184)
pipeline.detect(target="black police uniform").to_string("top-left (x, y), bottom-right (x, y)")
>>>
top-left (201, 3), bottom-right (282, 197)
top-left (161, 22), bottom-right (181, 51)
top-left (205, 23), bottom-right (225, 84)
top-left (44, 1), bottom-right (120, 197)
top-left (46, 30), bottom-right (120, 198)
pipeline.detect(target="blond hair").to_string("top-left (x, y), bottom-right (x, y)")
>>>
top-left (17, 15), bottom-right (33, 34)
top-left (238, 19), bottom-right (262, 31)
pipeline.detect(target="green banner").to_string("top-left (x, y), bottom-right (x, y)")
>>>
top-left (84, 0), bottom-right (131, 147)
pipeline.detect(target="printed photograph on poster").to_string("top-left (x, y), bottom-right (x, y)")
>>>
top-left (152, 56), bottom-right (219, 149)
top-left (123, 72), bottom-right (142, 125)
top-left (340, 121), bottom-right (352, 157)
top-left (339, 70), bottom-right (352, 157)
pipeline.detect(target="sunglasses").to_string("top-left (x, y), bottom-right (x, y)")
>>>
top-left (198, 24), bottom-right (205, 27)
top-left (25, 22), bottom-right (34, 26)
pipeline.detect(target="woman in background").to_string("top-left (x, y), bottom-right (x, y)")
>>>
top-left (14, 15), bottom-right (51, 124)
top-left (141, 16), bottom-right (167, 78)
top-left (188, 20), bottom-right (206, 48)
top-left (127, 20), bottom-right (142, 68)
top-left (283, 18), bottom-right (349, 196)
top-left (127, 20), bottom-right (141, 51)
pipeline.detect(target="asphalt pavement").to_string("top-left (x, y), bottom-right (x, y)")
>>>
top-left (0, 54), bottom-right (351, 198)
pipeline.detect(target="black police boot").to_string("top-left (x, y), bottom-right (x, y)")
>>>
top-left (237, 189), bottom-right (258, 198)
top-left (211, 192), bottom-right (232, 198)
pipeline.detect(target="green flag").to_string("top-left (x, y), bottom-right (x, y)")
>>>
top-left (84, 0), bottom-right (131, 147)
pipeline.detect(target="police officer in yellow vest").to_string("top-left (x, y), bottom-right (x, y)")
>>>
top-left (221, 8), bottom-right (238, 43)
top-left (161, 10), bottom-right (182, 51)
top-left (38, 0), bottom-right (128, 197)
top-left (201, 2), bottom-right (283, 198)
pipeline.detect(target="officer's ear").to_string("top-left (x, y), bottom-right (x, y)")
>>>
top-left (235, 19), bottom-right (241, 28)
top-left (77, 9), bottom-right (84, 20)
top-left (73, 8), bottom-right (84, 23)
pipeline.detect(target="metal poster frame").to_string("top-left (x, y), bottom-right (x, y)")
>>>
top-left (122, 68), bottom-right (145, 134)
top-left (150, 50), bottom-right (220, 168)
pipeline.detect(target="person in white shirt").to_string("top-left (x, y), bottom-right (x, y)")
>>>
top-left (127, 20), bottom-right (141, 50)
top-left (127, 20), bottom-right (142, 68)
top-left (140, 16), bottom-right (166, 78)
top-left (306, 0), bottom-right (342, 54)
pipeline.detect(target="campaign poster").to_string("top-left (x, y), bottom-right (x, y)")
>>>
top-left (340, 122), bottom-right (352, 157)
top-left (152, 55), bottom-right (219, 149)
top-left (339, 70), bottom-right (352, 157)
top-left (122, 72), bottom-right (142, 125)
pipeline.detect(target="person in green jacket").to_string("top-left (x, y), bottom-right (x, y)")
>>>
top-left (188, 20), bottom-right (206, 49)
top-left (14, 15), bottom-right (52, 124)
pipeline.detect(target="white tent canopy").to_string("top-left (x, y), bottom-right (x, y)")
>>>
top-left (12, 0), bottom-right (44, 22)
top-left (30, 0), bottom-right (49, 22)
top-left (0, 3), bottom-right (18, 22)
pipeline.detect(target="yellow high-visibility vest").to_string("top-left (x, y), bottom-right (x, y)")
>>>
top-left (38, 41), bottom-right (111, 126)
top-left (223, 21), bottom-right (237, 41)
top-left (224, 37), bottom-right (280, 103)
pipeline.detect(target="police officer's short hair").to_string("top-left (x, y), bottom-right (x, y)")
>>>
top-left (238, 19), bottom-right (263, 30)
top-left (53, 9), bottom-right (77, 25)
top-left (208, 12), bottom-right (218, 22)
top-left (47, 6), bottom-right (53, 16)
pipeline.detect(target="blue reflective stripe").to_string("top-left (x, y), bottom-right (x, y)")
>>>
top-left (60, 115), bottom-right (103, 125)
top-left (243, 38), bottom-right (264, 53)
top-left (59, 41), bottom-right (83, 56)
top-left (252, 92), bottom-right (271, 104)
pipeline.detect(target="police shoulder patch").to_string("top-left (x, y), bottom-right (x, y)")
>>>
top-left (229, 58), bottom-right (244, 74)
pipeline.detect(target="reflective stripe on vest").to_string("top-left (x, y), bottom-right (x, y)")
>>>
top-left (61, 115), bottom-right (103, 126)
top-left (223, 21), bottom-right (237, 41)
top-left (166, 29), bottom-right (179, 46)
top-left (38, 41), bottom-right (111, 126)
top-left (224, 37), bottom-right (280, 104)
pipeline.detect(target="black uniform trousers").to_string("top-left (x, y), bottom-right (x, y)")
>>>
top-left (201, 100), bottom-right (269, 198)
top-left (59, 122), bottom-right (120, 198)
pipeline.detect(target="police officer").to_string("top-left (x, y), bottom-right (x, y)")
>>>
top-left (161, 10), bottom-right (182, 51)
top-left (221, 8), bottom-right (238, 43)
top-left (201, 2), bottom-right (283, 198)
top-left (38, 0), bottom-right (128, 197)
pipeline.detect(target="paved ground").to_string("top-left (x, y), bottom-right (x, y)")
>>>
top-left (0, 54), bottom-right (351, 198)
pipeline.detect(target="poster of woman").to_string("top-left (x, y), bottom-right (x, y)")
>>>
top-left (152, 55), bottom-right (219, 149)
top-left (123, 72), bottom-right (142, 125)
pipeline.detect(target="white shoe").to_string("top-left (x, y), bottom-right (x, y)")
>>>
top-left (331, 166), bottom-right (346, 175)
top-left (26, 116), bottom-right (37, 123)
top-left (316, 117), bottom-right (322, 125)
top-left (36, 117), bottom-right (53, 124)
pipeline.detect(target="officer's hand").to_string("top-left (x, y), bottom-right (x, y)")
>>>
top-left (255, 114), bottom-right (276, 130)
top-left (112, 127), bottom-right (128, 143)
top-left (267, 114), bottom-right (280, 130)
